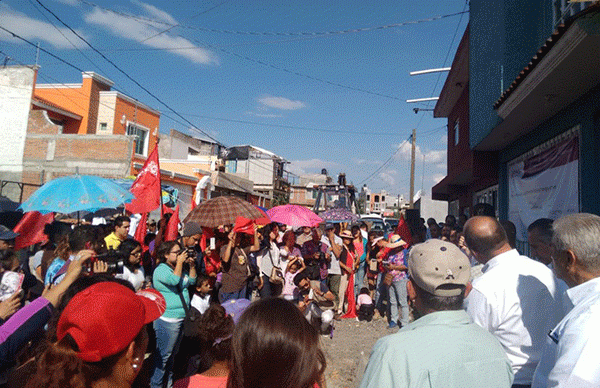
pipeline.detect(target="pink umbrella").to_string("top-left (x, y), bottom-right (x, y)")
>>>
top-left (267, 204), bottom-right (323, 227)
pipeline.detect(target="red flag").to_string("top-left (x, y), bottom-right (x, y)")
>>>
top-left (134, 212), bottom-right (148, 248)
top-left (165, 204), bottom-right (180, 241)
top-left (233, 216), bottom-right (256, 235)
top-left (13, 211), bottom-right (54, 250)
top-left (200, 227), bottom-right (213, 251)
top-left (126, 145), bottom-right (161, 214)
top-left (395, 216), bottom-right (413, 247)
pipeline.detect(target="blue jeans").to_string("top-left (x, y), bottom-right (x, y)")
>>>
top-left (354, 261), bottom-right (366, 297)
top-left (374, 273), bottom-right (387, 313)
top-left (151, 318), bottom-right (183, 388)
top-left (219, 285), bottom-right (247, 303)
top-left (388, 278), bottom-right (409, 326)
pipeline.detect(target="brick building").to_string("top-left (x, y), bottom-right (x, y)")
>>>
top-left (0, 65), bottom-right (160, 203)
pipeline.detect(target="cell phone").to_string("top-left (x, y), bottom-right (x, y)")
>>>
top-left (210, 237), bottom-right (216, 250)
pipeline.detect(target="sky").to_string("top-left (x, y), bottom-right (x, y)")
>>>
top-left (0, 0), bottom-right (469, 200)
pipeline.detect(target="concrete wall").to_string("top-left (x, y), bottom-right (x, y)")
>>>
top-left (0, 66), bottom-right (36, 200)
top-left (97, 93), bottom-right (117, 135)
top-left (20, 110), bottom-right (136, 201)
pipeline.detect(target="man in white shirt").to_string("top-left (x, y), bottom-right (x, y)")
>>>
top-left (464, 216), bottom-right (567, 387)
top-left (321, 224), bottom-right (343, 314)
top-left (532, 213), bottom-right (600, 388)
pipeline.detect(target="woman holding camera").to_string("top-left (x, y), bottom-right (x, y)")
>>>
top-left (151, 240), bottom-right (197, 388)
top-left (116, 238), bottom-right (146, 291)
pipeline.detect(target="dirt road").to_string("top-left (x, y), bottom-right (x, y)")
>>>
top-left (320, 316), bottom-right (398, 388)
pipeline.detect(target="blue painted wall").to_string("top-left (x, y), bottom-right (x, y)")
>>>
top-left (469, 0), bottom-right (554, 148)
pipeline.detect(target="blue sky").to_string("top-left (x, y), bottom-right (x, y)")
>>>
top-left (0, 0), bottom-right (468, 199)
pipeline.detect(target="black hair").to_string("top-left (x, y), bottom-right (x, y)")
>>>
top-left (359, 287), bottom-right (369, 295)
top-left (293, 270), bottom-right (310, 287)
top-left (113, 215), bottom-right (130, 228)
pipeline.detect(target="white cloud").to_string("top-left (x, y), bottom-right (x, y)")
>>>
top-left (352, 158), bottom-right (381, 166)
top-left (378, 172), bottom-right (395, 186)
top-left (133, 0), bottom-right (177, 25)
top-left (0, 5), bottom-right (87, 49)
top-left (394, 142), bottom-right (446, 165)
top-left (258, 96), bottom-right (306, 111)
top-left (432, 173), bottom-right (446, 184)
top-left (84, 7), bottom-right (218, 65)
top-left (288, 158), bottom-right (339, 176)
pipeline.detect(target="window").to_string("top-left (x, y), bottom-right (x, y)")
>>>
top-left (99, 122), bottom-right (107, 131)
top-left (374, 195), bottom-right (380, 202)
top-left (454, 119), bottom-right (460, 146)
top-left (127, 123), bottom-right (149, 156)
top-left (366, 194), bottom-right (370, 200)
top-left (188, 147), bottom-right (199, 156)
top-left (226, 160), bottom-right (237, 174)
top-left (381, 196), bottom-right (385, 202)
top-left (553, 1), bottom-right (593, 27)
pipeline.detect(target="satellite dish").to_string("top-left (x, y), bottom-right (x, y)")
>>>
top-left (120, 115), bottom-right (126, 124)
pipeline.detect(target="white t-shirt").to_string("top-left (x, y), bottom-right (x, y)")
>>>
top-left (116, 266), bottom-right (145, 291)
top-left (191, 293), bottom-right (211, 314)
top-left (321, 235), bottom-right (342, 275)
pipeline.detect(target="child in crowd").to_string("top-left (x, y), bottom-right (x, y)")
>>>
top-left (191, 275), bottom-right (213, 315)
top-left (357, 287), bottom-right (375, 322)
top-left (281, 256), bottom-right (305, 301)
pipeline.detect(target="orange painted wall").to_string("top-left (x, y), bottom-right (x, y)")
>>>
top-left (33, 77), bottom-right (111, 134)
top-left (112, 96), bottom-right (159, 150)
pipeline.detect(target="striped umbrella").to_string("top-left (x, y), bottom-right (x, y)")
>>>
top-left (183, 196), bottom-right (265, 227)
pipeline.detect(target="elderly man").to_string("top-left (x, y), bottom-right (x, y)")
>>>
top-left (464, 216), bottom-right (566, 388)
top-left (532, 213), bottom-right (600, 388)
top-left (527, 218), bottom-right (553, 266)
top-left (360, 239), bottom-right (513, 388)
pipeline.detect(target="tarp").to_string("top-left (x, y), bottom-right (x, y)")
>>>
top-left (508, 134), bottom-right (579, 241)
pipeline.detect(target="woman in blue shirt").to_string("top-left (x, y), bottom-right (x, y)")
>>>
top-left (151, 240), bottom-right (197, 388)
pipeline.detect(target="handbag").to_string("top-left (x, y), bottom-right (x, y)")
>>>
top-left (268, 248), bottom-right (284, 284)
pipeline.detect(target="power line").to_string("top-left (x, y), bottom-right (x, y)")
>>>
top-left (79, 1), bottom-right (468, 38)
top-left (174, 111), bottom-right (402, 136)
top-left (358, 138), bottom-right (410, 185)
top-left (33, 0), bottom-right (222, 146)
top-left (139, 0), bottom-right (230, 44)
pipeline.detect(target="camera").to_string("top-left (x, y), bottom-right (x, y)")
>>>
top-left (85, 249), bottom-right (125, 275)
top-left (186, 247), bottom-right (196, 258)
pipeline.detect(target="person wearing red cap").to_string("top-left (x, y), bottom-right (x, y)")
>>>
top-left (26, 281), bottom-right (166, 388)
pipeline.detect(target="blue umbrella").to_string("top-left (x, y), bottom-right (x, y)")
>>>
top-left (20, 175), bottom-right (134, 214)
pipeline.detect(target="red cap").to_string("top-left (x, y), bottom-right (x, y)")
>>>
top-left (57, 282), bottom-right (166, 362)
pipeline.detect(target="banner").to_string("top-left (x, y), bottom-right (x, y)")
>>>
top-left (508, 135), bottom-right (579, 241)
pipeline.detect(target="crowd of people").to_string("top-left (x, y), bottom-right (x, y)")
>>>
top-left (0, 202), bottom-right (599, 388)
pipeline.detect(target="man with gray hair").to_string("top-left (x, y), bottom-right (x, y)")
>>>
top-left (360, 239), bottom-right (513, 388)
top-left (532, 213), bottom-right (600, 388)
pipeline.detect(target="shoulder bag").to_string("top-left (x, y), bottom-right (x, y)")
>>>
top-left (268, 246), bottom-right (284, 284)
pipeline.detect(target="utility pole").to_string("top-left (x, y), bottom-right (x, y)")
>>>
top-left (409, 128), bottom-right (416, 209)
